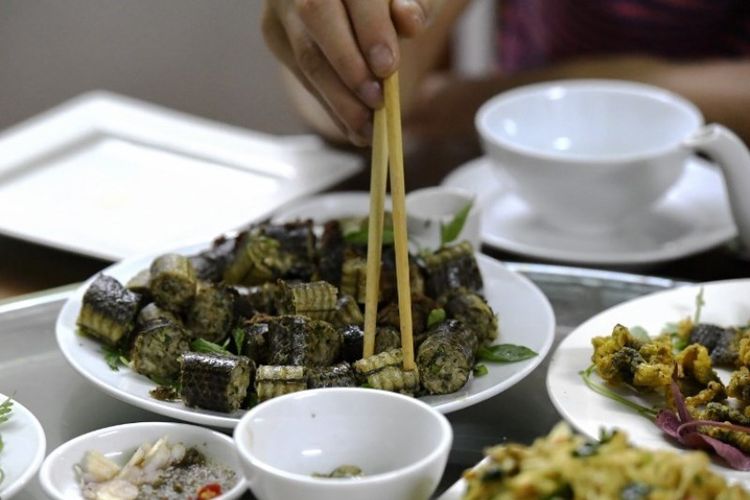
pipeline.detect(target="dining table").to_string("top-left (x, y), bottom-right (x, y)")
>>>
top-left (2, 133), bottom-right (750, 499)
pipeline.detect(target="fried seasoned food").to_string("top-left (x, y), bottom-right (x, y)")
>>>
top-left (259, 220), bottom-right (317, 281)
top-left (131, 321), bottom-right (190, 381)
top-left (266, 315), bottom-right (341, 367)
top-left (374, 326), bottom-right (401, 354)
top-left (691, 322), bottom-right (743, 367)
top-left (186, 282), bottom-right (236, 343)
top-left (353, 349), bottom-right (420, 395)
top-left (149, 253), bottom-right (197, 313)
top-left (78, 274), bottom-right (142, 346)
top-left (307, 362), bottom-right (356, 389)
top-left (255, 365), bottom-right (306, 401)
top-left (421, 241), bottom-right (482, 298)
top-left (223, 234), bottom-right (290, 285)
top-left (592, 324), bottom-right (674, 389)
top-left (377, 294), bottom-right (437, 336)
top-left (417, 319), bottom-right (477, 395)
top-left (179, 352), bottom-right (253, 412)
top-left (675, 344), bottom-right (721, 396)
top-left (462, 423), bottom-right (750, 500)
top-left (441, 288), bottom-right (498, 344)
top-left (728, 367), bottom-right (750, 402)
top-left (332, 294), bottom-right (364, 327)
top-left (233, 283), bottom-right (279, 318)
top-left (276, 280), bottom-right (338, 321)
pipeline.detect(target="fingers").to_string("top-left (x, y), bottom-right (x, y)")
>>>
top-left (285, 13), bottom-right (373, 145)
top-left (343, 0), bottom-right (399, 78)
top-left (391, 0), bottom-right (432, 37)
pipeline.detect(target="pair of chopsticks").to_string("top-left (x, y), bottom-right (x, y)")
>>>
top-left (362, 72), bottom-right (416, 371)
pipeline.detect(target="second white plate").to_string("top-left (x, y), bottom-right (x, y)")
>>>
top-left (0, 393), bottom-right (46, 499)
top-left (546, 278), bottom-right (750, 486)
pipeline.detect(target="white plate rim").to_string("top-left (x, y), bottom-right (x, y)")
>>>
top-left (442, 156), bottom-right (737, 265)
top-left (38, 421), bottom-right (247, 500)
top-left (0, 393), bottom-right (46, 499)
top-left (546, 277), bottom-right (750, 485)
top-left (55, 243), bottom-right (555, 428)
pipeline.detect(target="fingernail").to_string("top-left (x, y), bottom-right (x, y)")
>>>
top-left (368, 44), bottom-right (395, 76)
top-left (358, 80), bottom-right (383, 109)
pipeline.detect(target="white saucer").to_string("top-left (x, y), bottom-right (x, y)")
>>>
top-left (442, 156), bottom-right (737, 265)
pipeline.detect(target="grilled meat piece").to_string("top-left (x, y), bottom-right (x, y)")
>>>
top-left (441, 288), bottom-right (498, 344)
top-left (276, 280), bottom-right (338, 321)
top-left (417, 319), bottom-right (476, 394)
top-left (186, 282), bottom-right (237, 343)
top-left (149, 253), bottom-right (197, 313)
top-left (353, 348), bottom-right (420, 395)
top-left (255, 365), bottom-right (306, 401)
top-left (307, 362), bottom-right (356, 389)
top-left (78, 274), bottom-right (142, 346)
top-left (420, 241), bottom-right (482, 298)
top-left (131, 320), bottom-right (190, 381)
top-left (266, 315), bottom-right (342, 367)
top-left (180, 352), bottom-right (253, 412)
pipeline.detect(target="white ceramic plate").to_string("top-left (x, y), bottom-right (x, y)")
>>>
top-left (0, 393), bottom-right (46, 499)
top-left (546, 278), bottom-right (750, 486)
top-left (38, 421), bottom-right (246, 500)
top-left (55, 242), bottom-right (555, 428)
top-left (0, 91), bottom-right (361, 260)
top-left (442, 156), bottom-right (736, 265)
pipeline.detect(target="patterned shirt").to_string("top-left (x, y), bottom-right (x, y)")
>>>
top-left (499, 0), bottom-right (750, 73)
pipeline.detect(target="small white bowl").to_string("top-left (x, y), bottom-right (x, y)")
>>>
top-left (234, 388), bottom-right (453, 500)
top-left (39, 422), bottom-right (247, 500)
top-left (0, 395), bottom-right (46, 499)
top-left (405, 186), bottom-right (480, 251)
top-left (476, 79), bottom-right (703, 231)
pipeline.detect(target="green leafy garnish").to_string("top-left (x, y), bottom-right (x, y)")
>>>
top-left (0, 396), bottom-right (13, 486)
top-left (102, 345), bottom-right (130, 371)
top-left (232, 327), bottom-right (246, 354)
top-left (0, 397), bottom-right (12, 424)
top-left (629, 326), bottom-right (650, 342)
top-left (426, 308), bottom-right (446, 328)
top-left (361, 383), bottom-right (373, 388)
top-left (191, 338), bottom-right (231, 355)
top-left (693, 286), bottom-right (705, 325)
top-left (579, 364), bottom-right (658, 418)
top-left (477, 344), bottom-right (537, 363)
top-left (440, 200), bottom-right (473, 246)
top-left (344, 227), bottom-right (394, 246)
top-left (473, 364), bottom-right (489, 377)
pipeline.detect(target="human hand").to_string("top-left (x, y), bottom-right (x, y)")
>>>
top-left (262, 0), bottom-right (434, 145)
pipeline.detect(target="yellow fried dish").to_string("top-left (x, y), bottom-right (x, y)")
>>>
top-left (462, 423), bottom-right (749, 500)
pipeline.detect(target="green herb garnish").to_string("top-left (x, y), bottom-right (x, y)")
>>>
top-left (0, 396), bottom-right (13, 486)
top-left (191, 338), bottom-right (232, 355)
top-left (426, 308), bottom-right (446, 328)
top-left (344, 227), bottom-right (395, 246)
top-left (440, 200), bottom-right (473, 246)
top-left (473, 364), bottom-right (489, 377)
top-left (477, 344), bottom-right (537, 363)
top-left (102, 345), bottom-right (130, 371)
top-left (232, 327), bottom-right (246, 354)
top-left (579, 364), bottom-right (658, 418)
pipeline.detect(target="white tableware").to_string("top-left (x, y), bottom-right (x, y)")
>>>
top-left (55, 240), bottom-right (555, 428)
top-left (234, 388), bottom-right (452, 500)
top-left (476, 79), bottom-right (750, 243)
top-left (405, 186), bottom-right (481, 251)
top-left (546, 278), bottom-right (750, 486)
top-left (0, 394), bottom-right (46, 499)
top-left (442, 156), bottom-right (736, 265)
top-left (39, 421), bottom-right (246, 500)
top-left (0, 91), bottom-right (361, 260)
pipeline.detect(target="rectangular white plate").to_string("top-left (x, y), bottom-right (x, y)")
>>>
top-left (0, 91), bottom-right (361, 260)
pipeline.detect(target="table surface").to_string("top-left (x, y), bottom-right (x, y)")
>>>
top-left (1, 135), bottom-right (749, 500)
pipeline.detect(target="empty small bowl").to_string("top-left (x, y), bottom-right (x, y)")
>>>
top-left (405, 186), bottom-right (480, 251)
top-left (234, 388), bottom-right (453, 500)
top-left (39, 422), bottom-right (247, 500)
top-left (476, 79), bottom-right (703, 231)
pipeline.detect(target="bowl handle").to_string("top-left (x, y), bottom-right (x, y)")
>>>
top-left (683, 124), bottom-right (750, 252)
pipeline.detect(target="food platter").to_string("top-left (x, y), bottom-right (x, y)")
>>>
top-left (546, 278), bottom-right (750, 486)
top-left (0, 393), bottom-right (46, 499)
top-left (56, 242), bottom-right (555, 429)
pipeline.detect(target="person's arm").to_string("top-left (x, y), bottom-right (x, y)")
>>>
top-left (405, 55), bottom-right (750, 144)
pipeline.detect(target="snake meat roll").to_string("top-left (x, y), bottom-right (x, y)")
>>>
top-left (307, 362), bottom-right (356, 389)
top-left (441, 288), bottom-right (498, 344)
top-left (186, 282), bottom-right (237, 343)
top-left (78, 274), bottom-right (142, 346)
top-left (353, 349), bottom-right (420, 395)
top-left (255, 365), bottom-right (306, 401)
top-left (180, 352), bottom-right (253, 412)
top-left (267, 315), bottom-right (342, 367)
top-left (131, 320), bottom-right (191, 381)
top-left (149, 253), bottom-right (197, 312)
top-left (421, 241), bottom-right (483, 298)
top-left (417, 319), bottom-right (477, 395)
top-left (276, 280), bottom-right (338, 321)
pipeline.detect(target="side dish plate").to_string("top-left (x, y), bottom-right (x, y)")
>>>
top-left (546, 278), bottom-right (750, 486)
top-left (55, 243), bottom-right (555, 428)
top-left (0, 393), bottom-right (46, 500)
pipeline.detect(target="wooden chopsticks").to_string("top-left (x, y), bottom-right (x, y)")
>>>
top-left (362, 72), bottom-right (416, 372)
